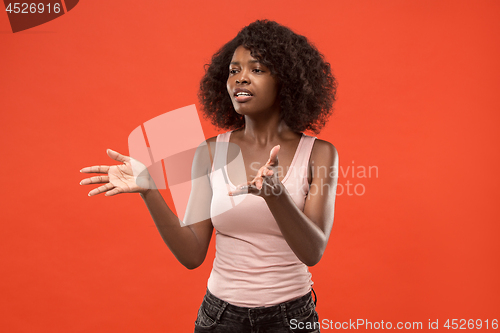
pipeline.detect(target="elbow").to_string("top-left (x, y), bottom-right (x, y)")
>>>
top-left (304, 254), bottom-right (323, 267)
top-left (184, 263), bottom-right (201, 270)
top-left (302, 248), bottom-right (325, 267)
top-left (308, 231), bottom-right (333, 266)
top-left (183, 260), bottom-right (202, 270)
top-left (181, 254), bottom-right (205, 270)
top-left (302, 241), bottom-right (327, 267)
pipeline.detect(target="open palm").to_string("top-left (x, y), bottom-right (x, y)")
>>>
top-left (228, 145), bottom-right (282, 198)
top-left (80, 149), bottom-right (152, 196)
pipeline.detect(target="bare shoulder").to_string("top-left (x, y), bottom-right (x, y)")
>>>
top-left (311, 139), bottom-right (338, 163)
top-left (307, 138), bottom-right (338, 183)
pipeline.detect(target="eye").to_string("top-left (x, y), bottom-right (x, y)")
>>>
top-left (229, 69), bottom-right (238, 74)
top-left (253, 69), bottom-right (264, 73)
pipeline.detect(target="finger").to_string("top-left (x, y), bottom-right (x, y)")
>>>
top-left (228, 188), bottom-right (246, 196)
top-left (228, 181), bottom-right (252, 196)
top-left (266, 145), bottom-right (280, 166)
top-left (251, 167), bottom-right (271, 189)
top-left (254, 176), bottom-right (264, 190)
top-left (254, 166), bottom-right (265, 179)
top-left (229, 163), bottom-right (276, 196)
top-left (88, 183), bottom-right (114, 196)
top-left (107, 149), bottom-right (130, 164)
top-left (262, 168), bottom-right (274, 177)
top-left (104, 187), bottom-right (124, 196)
top-left (80, 165), bottom-right (110, 174)
top-left (229, 184), bottom-right (261, 196)
top-left (80, 175), bottom-right (110, 185)
top-left (256, 163), bottom-right (274, 178)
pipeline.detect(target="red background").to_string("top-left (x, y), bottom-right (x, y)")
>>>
top-left (1, 0), bottom-right (499, 331)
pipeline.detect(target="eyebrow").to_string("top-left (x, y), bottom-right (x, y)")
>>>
top-left (230, 60), bottom-right (261, 65)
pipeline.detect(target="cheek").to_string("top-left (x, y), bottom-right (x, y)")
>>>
top-left (267, 81), bottom-right (279, 101)
top-left (226, 82), bottom-right (233, 98)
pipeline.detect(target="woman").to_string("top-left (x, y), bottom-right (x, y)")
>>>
top-left (80, 20), bottom-right (338, 332)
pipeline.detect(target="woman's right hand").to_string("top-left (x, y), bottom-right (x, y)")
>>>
top-left (80, 149), bottom-right (153, 197)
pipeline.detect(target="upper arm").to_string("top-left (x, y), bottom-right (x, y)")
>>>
top-left (182, 137), bottom-right (217, 262)
top-left (303, 139), bottom-right (339, 239)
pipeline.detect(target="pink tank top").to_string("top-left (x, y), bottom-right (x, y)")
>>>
top-left (207, 131), bottom-right (317, 307)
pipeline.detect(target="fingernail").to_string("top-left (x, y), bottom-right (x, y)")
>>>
top-left (79, 181), bottom-right (82, 185)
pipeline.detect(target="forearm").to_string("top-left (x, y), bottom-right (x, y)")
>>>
top-left (264, 186), bottom-right (327, 266)
top-left (140, 189), bottom-right (206, 269)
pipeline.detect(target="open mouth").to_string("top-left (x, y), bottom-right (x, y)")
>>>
top-left (234, 90), bottom-right (253, 102)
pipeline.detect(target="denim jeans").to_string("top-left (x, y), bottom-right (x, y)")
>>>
top-left (194, 288), bottom-right (320, 333)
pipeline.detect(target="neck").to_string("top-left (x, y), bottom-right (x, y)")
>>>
top-left (240, 113), bottom-right (296, 145)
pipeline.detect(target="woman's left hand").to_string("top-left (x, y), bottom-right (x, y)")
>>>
top-left (228, 145), bottom-right (285, 199)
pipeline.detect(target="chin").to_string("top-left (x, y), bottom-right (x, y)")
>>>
top-left (232, 104), bottom-right (252, 115)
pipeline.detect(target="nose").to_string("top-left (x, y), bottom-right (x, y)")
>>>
top-left (235, 68), bottom-right (250, 84)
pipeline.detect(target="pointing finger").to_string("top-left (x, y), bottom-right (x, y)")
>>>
top-left (267, 145), bottom-right (280, 166)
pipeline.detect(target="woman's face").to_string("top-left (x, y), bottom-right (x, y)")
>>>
top-left (227, 46), bottom-right (280, 116)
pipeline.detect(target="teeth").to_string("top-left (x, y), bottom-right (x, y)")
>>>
top-left (236, 92), bottom-right (252, 96)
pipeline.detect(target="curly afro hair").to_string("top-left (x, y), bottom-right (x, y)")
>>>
top-left (198, 19), bottom-right (337, 134)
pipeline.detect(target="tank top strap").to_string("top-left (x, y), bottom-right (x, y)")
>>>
top-left (291, 134), bottom-right (317, 181)
top-left (211, 131), bottom-right (232, 174)
top-left (217, 131), bottom-right (232, 143)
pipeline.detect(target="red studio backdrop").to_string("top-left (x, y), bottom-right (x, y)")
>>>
top-left (1, 1), bottom-right (499, 332)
